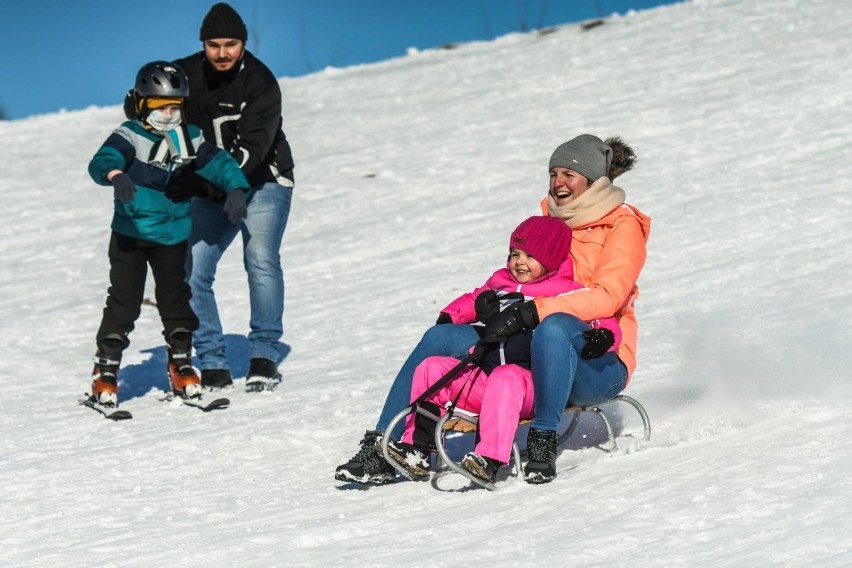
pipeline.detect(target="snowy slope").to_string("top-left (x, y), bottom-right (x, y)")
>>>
top-left (1, 0), bottom-right (851, 566)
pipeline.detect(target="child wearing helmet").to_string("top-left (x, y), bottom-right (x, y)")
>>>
top-left (85, 60), bottom-right (250, 410)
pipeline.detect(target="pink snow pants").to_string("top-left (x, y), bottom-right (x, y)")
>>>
top-left (402, 356), bottom-right (535, 464)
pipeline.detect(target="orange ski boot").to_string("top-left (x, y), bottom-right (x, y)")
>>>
top-left (166, 329), bottom-right (202, 399)
top-left (90, 335), bottom-right (125, 407)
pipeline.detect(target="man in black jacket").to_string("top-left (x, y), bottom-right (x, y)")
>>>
top-left (173, 2), bottom-right (295, 392)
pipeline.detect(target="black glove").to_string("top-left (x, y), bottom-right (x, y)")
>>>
top-left (111, 173), bottom-right (136, 203)
top-left (474, 290), bottom-right (501, 324)
top-left (435, 312), bottom-right (453, 325)
top-left (479, 300), bottom-right (539, 344)
top-left (165, 172), bottom-right (206, 203)
top-left (475, 290), bottom-right (524, 324)
top-left (580, 328), bottom-right (615, 360)
top-left (224, 190), bottom-right (247, 224)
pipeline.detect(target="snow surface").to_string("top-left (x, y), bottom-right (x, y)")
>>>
top-left (1, 0), bottom-right (851, 566)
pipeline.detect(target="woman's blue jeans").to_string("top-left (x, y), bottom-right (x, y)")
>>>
top-left (375, 313), bottom-right (627, 438)
top-left (186, 182), bottom-right (293, 369)
top-left (529, 313), bottom-right (627, 431)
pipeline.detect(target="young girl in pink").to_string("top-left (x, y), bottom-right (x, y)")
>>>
top-left (385, 216), bottom-right (621, 483)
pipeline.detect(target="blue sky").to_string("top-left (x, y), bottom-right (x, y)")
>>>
top-left (0, 0), bottom-right (679, 120)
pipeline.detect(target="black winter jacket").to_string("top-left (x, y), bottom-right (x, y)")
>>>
top-left (174, 50), bottom-right (294, 189)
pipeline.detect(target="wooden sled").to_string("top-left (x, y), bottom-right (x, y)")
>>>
top-left (381, 394), bottom-right (651, 491)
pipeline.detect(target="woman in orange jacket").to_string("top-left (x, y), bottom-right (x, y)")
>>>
top-left (335, 134), bottom-right (650, 486)
top-left (484, 134), bottom-right (651, 483)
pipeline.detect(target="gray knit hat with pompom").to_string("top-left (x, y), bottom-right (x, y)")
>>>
top-left (548, 134), bottom-right (613, 182)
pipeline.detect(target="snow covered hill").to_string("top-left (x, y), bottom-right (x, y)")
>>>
top-left (1, 0), bottom-right (850, 565)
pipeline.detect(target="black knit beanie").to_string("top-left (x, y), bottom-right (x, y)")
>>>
top-left (200, 3), bottom-right (247, 41)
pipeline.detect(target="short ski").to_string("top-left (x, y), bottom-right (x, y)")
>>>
top-left (158, 392), bottom-right (230, 411)
top-left (79, 396), bottom-right (133, 420)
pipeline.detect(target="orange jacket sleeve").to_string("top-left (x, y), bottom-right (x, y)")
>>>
top-left (534, 206), bottom-right (649, 322)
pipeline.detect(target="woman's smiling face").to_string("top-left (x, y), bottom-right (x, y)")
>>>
top-left (549, 166), bottom-right (591, 206)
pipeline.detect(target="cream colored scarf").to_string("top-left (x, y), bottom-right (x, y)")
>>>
top-left (546, 176), bottom-right (626, 229)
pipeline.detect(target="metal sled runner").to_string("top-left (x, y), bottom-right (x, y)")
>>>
top-left (381, 394), bottom-right (652, 491)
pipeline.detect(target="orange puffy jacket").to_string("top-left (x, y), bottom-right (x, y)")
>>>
top-left (533, 199), bottom-right (651, 382)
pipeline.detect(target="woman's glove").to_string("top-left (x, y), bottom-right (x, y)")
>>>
top-left (111, 173), bottom-right (136, 203)
top-left (580, 328), bottom-right (615, 359)
top-left (224, 190), bottom-right (247, 224)
top-left (479, 300), bottom-right (539, 344)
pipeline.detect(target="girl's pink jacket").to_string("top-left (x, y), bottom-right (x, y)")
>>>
top-left (440, 260), bottom-right (622, 351)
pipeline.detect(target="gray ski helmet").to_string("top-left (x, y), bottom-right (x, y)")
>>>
top-left (134, 61), bottom-right (189, 98)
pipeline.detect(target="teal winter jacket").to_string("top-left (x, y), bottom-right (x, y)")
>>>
top-left (89, 120), bottom-right (249, 245)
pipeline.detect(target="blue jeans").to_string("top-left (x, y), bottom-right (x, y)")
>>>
top-left (375, 314), bottom-right (627, 437)
top-left (376, 324), bottom-right (480, 438)
top-left (187, 182), bottom-right (293, 370)
top-left (530, 313), bottom-right (627, 430)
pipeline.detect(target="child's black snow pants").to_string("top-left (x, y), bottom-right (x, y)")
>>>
top-left (96, 231), bottom-right (199, 346)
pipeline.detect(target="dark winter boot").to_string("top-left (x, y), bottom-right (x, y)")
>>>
top-left (411, 402), bottom-right (441, 452)
top-left (201, 368), bottom-right (233, 390)
top-left (90, 335), bottom-right (126, 407)
top-left (166, 329), bottom-right (202, 399)
top-left (245, 357), bottom-right (282, 392)
top-left (462, 452), bottom-right (502, 483)
top-left (334, 430), bottom-right (395, 484)
top-left (383, 439), bottom-right (431, 478)
top-left (524, 428), bottom-right (558, 484)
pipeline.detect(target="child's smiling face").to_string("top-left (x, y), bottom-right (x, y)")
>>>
top-left (508, 248), bottom-right (547, 283)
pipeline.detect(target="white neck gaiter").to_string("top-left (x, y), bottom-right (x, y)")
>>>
top-left (146, 109), bottom-right (182, 132)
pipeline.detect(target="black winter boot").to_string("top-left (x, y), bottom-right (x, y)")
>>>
top-left (201, 368), bottom-right (233, 390)
top-left (411, 402), bottom-right (441, 451)
top-left (462, 452), bottom-right (502, 483)
top-left (245, 357), bottom-right (281, 392)
top-left (383, 439), bottom-right (431, 478)
top-left (524, 428), bottom-right (558, 484)
top-left (334, 430), bottom-right (395, 484)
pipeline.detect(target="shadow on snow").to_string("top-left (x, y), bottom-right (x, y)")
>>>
top-left (116, 334), bottom-right (291, 402)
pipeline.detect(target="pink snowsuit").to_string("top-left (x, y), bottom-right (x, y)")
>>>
top-left (401, 259), bottom-right (621, 464)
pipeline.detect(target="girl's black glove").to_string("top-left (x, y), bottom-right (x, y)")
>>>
top-left (480, 300), bottom-right (539, 344)
top-left (475, 290), bottom-right (525, 325)
top-left (474, 290), bottom-right (501, 324)
top-left (435, 312), bottom-right (453, 325)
